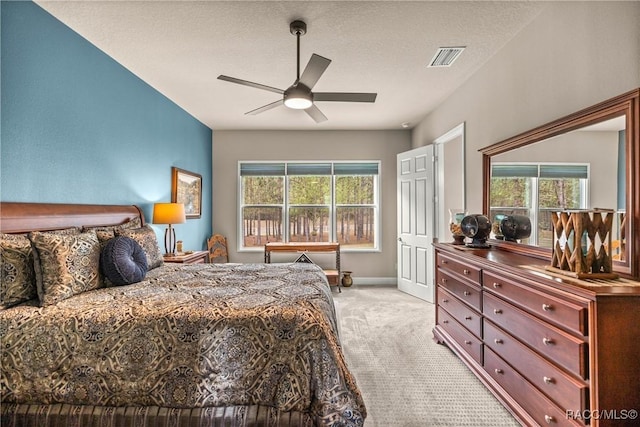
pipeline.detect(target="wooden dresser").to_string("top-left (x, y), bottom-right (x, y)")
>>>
top-left (433, 243), bottom-right (640, 427)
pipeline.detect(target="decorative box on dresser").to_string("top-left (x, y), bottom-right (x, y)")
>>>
top-left (432, 242), bottom-right (640, 427)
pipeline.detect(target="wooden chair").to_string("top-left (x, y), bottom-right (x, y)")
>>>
top-left (207, 234), bottom-right (228, 263)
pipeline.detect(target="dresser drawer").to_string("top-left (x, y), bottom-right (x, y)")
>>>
top-left (484, 270), bottom-right (588, 336)
top-left (438, 307), bottom-right (483, 364)
top-left (438, 288), bottom-right (482, 338)
top-left (484, 320), bottom-right (589, 413)
top-left (484, 347), bottom-right (584, 427)
top-left (436, 253), bottom-right (481, 285)
top-left (437, 269), bottom-right (482, 311)
top-left (484, 292), bottom-right (588, 379)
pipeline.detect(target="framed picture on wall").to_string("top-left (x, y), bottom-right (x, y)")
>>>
top-left (171, 167), bottom-right (202, 219)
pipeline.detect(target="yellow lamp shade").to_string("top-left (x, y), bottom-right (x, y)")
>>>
top-left (152, 203), bottom-right (186, 225)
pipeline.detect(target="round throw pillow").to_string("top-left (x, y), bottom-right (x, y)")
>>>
top-left (100, 236), bottom-right (148, 286)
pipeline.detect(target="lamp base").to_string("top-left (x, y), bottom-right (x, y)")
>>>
top-left (164, 225), bottom-right (176, 256)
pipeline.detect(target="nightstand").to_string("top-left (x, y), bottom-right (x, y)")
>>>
top-left (163, 250), bottom-right (208, 264)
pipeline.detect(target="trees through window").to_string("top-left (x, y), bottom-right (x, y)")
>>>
top-left (489, 163), bottom-right (589, 247)
top-left (239, 162), bottom-right (379, 251)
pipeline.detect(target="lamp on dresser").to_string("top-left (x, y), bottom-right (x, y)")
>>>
top-left (152, 202), bottom-right (186, 256)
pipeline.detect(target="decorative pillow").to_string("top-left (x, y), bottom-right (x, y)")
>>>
top-left (29, 230), bottom-right (102, 306)
top-left (43, 227), bottom-right (82, 235)
top-left (115, 225), bottom-right (164, 270)
top-left (83, 217), bottom-right (143, 243)
top-left (123, 217), bottom-right (143, 229)
top-left (0, 233), bottom-right (36, 308)
top-left (100, 236), bottom-right (148, 286)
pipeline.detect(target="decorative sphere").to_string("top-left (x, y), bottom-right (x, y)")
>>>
top-left (460, 214), bottom-right (492, 248)
top-left (500, 215), bottom-right (532, 242)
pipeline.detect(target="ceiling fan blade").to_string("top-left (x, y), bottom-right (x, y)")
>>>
top-left (298, 54), bottom-right (332, 90)
top-left (218, 75), bottom-right (284, 95)
top-left (304, 104), bottom-right (328, 123)
top-left (246, 99), bottom-right (284, 115)
top-left (314, 92), bottom-right (377, 103)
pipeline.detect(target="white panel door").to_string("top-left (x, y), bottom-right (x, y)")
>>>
top-left (397, 145), bottom-right (435, 302)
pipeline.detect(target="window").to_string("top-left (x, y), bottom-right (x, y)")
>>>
top-left (239, 161), bottom-right (380, 251)
top-left (490, 163), bottom-right (589, 247)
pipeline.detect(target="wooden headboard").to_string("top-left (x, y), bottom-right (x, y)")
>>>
top-left (0, 202), bottom-right (145, 234)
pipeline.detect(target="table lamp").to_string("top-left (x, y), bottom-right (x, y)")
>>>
top-left (152, 203), bottom-right (186, 256)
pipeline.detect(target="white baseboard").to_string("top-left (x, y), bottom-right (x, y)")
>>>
top-left (351, 277), bottom-right (397, 286)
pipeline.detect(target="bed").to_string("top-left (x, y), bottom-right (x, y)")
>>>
top-left (0, 202), bottom-right (366, 427)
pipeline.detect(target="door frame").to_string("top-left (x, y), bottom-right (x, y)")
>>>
top-left (433, 122), bottom-right (466, 243)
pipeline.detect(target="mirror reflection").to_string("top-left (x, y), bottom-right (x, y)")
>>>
top-left (489, 116), bottom-right (626, 260)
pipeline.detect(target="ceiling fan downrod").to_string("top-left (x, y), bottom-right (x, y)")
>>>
top-left (290, 20), bottom-right (307, 82)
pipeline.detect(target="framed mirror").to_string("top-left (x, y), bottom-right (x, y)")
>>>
top-left (481, 88), bottom-right (639, 278)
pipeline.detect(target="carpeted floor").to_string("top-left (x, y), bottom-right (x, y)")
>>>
top-left (333, 285), bottom-right (520, 427)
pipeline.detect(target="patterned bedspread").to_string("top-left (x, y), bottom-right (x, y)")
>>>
top-left (0, 263), bottom-right (365, 426)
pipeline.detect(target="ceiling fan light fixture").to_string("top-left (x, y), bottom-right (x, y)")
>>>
top-left (284, 85), bottom-right (313, 109)
top-left (284, 95), bottom-right (313, 109)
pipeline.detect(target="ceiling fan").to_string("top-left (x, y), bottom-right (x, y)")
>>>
top-left (217, 20), bottom-right (377, 123)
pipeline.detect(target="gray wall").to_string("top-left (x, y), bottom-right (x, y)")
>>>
top-left (213, 130), bottom-right (411, 280)
top-left (412, 1), bottom-right (640, 213)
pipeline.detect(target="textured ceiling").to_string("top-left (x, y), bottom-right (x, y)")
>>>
top-left (36, 1), bottom-right (546, 130)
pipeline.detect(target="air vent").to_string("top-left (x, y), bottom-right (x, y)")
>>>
top-left (428, 47), bottom-right (465, 67)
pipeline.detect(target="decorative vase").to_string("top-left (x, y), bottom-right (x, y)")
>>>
top-left (449, 209), bottom-right (467, 245)
top-left (500, 215), bottom-right (532, 242)
top-left (460, 214), bottom-right (492, 248)
top-left (341, 271), bottom-right (353, 287)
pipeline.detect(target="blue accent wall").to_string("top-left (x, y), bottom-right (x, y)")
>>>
top-left (1, 1), bottom-right (212, 250)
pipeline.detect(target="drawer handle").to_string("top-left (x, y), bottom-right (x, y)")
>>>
top-left (463, 269), bottom-right (470, 275)
top-left (494, 368), bottom-right (503, 374)
top-left (544, 415), bottom-right (555, 424)
top-left (543, 376), bottom-right (555, 384)
top-left (442, 260), bottom-right (448, 264)
top-left (493, 309), bottom-right (503, 314)
top-left (442, 299), bottom-right (449, 303)
top-left (442, 320), bottom-right (449, 324)
top-left (464, 340), bottom-right (472, 345)
top-left (463, 291), bottom-right (471, 296)
top-left (492, 282), bottom-right (501, 288)
top-left (464, 316), bottom-right (472, 320)
top-left (494, 338), bottom-right (503, 344)
top-left (442, 278), bottom-right (448, 284)
top-left (543, 337), bottom-right (555, 346)
top-left (542, 303), bottom-right (553, 311)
